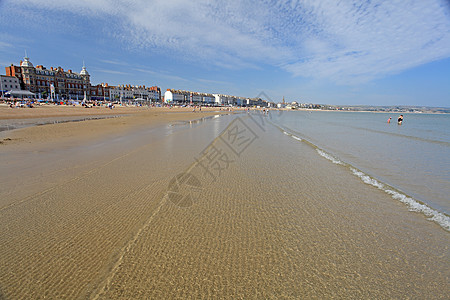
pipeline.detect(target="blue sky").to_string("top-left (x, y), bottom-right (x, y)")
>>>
top-left (0, 0), bottom-right (449, 106)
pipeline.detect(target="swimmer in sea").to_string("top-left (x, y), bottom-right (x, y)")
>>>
top-left (387, 117), bottom-right (391, 123)
top-left (398, 114), bottom-right (403, 125)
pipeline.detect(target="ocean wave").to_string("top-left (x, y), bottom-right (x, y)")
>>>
top-left (350, 168), bottom-right (450, 231)
top-left (273, 121), bottom-right (450, 232)
top-left (283, 131), bottom-right (302, 141)
top-left (316, 149), bottom-right (344, 165)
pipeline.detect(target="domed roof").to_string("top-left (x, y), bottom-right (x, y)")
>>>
top-left (21, 56), bottom-right (33, 68)
top-left (80, 65), bottom-right (89, 76)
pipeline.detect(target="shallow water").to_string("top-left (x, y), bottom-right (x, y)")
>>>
top-left (269, 111), bottom-right (450, 217)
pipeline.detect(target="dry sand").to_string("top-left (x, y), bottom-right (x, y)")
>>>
top-left (0, 108), bottom-right (448, 299)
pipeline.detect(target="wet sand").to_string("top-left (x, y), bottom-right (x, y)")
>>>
top-left (0, 112), bottom-right (448, 299)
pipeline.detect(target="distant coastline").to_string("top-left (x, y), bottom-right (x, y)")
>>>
top-left (279, 105), bottom-right (450, 114)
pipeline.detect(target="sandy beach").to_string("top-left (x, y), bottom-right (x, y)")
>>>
top-left (0, 106), bottom-right (448, 299)
top-left (0, 105), bottom-right (236, 146)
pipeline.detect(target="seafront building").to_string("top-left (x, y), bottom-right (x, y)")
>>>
top-left (3, 55), bottom-right (273, 107)
top-left (164, 89), bottom-right (215, 105)
top-left (0, 75), bottom-right (20, 94)
top-left (164, 89), bottom-right (188, 103)
top-left (5, 56), bottom-right (91, 100)
top-left (4, 55), bottom-right (161, 102)
top-left (164, 89), bottom-right (272, 107)
top-left (89, 83), bottom-right (110, 101)
top-left (0, 75), bottom-right (35, 98)
top-left (110, 85), bottom-right (161, 102)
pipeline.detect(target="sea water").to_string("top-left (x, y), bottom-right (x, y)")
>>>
top-left (269, 110), bottom-right (450, 229)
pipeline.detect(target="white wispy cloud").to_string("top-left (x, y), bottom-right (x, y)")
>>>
top-left (92, 68), bottom-right (129, 75)
top-left (133, 68), bottom-right (190, 82)
top-left (197, 78), bottom-right (231, 85)
top-left (280, 0), bottom-right (450, 83)
top-left (7, 0), bottom-right (450, 83)
top-left (99, 59), bottom-right (129, 66)
top-left (0, 41), bottom-right (13, 50)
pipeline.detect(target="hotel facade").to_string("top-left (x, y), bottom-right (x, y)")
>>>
top-left (4, 56), bottom-right (161, 102)
top-left (5, 56), bottom-right (91, 100)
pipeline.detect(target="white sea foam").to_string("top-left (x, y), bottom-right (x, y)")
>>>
top-left (350, 168), bottom-right (450, 231)
top-left (350, 168), bottom-right (385, 189)
top-left (316, 149), bottom-right (344, 165)
top-left (283, 131), bottom-right (302, 141)
top-left (278, 120), bottom-right (450, 231)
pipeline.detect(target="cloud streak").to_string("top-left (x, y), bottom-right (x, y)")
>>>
top-left (7, 0), bottom-right (450, 84)
top-left (92, 68), bottom-right (129, 75)
top-left (133, 68), bottom-right (190, 82)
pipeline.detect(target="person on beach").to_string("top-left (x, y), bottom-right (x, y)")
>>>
top-left (398, 115), bottom-right (403, 125)
top-left (387, 117), bottom-right (391, 123)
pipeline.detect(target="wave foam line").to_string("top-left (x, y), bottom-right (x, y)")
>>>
top-left (316, 149), bottom-right (344, 165)
top-left (283, 130), bottom-right (302, 141)
top-left (350, 168), bottom-right (450, 231)
top-left (273, 121), bottom-right (449, 231)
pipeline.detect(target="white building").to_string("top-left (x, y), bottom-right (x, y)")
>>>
top-left (164, 89), bottom-right (253, 106)
top-left (1, 75), bottom-right (21, 95)
top-left (110, 85), bottom-right (160, 102)
top-left (146, 88), bottom-right (160, 101)
top-left (213, 94), bottom-right (238, 106)
top-left (110, 85), bottom-right (133, 101)
top-left (189, 92), bottom-right (202, 103)
top-left (202, 93), bottom-right (215, 104)
top-left (164, 89), bottom-right (188, 103)
top-left (131, 86), bottom-right (160, 101)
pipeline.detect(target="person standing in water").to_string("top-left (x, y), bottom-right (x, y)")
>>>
top-left (398, 115), bottom-right (403, 125)
top-left (387, 117), bottom-right (391, 123)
